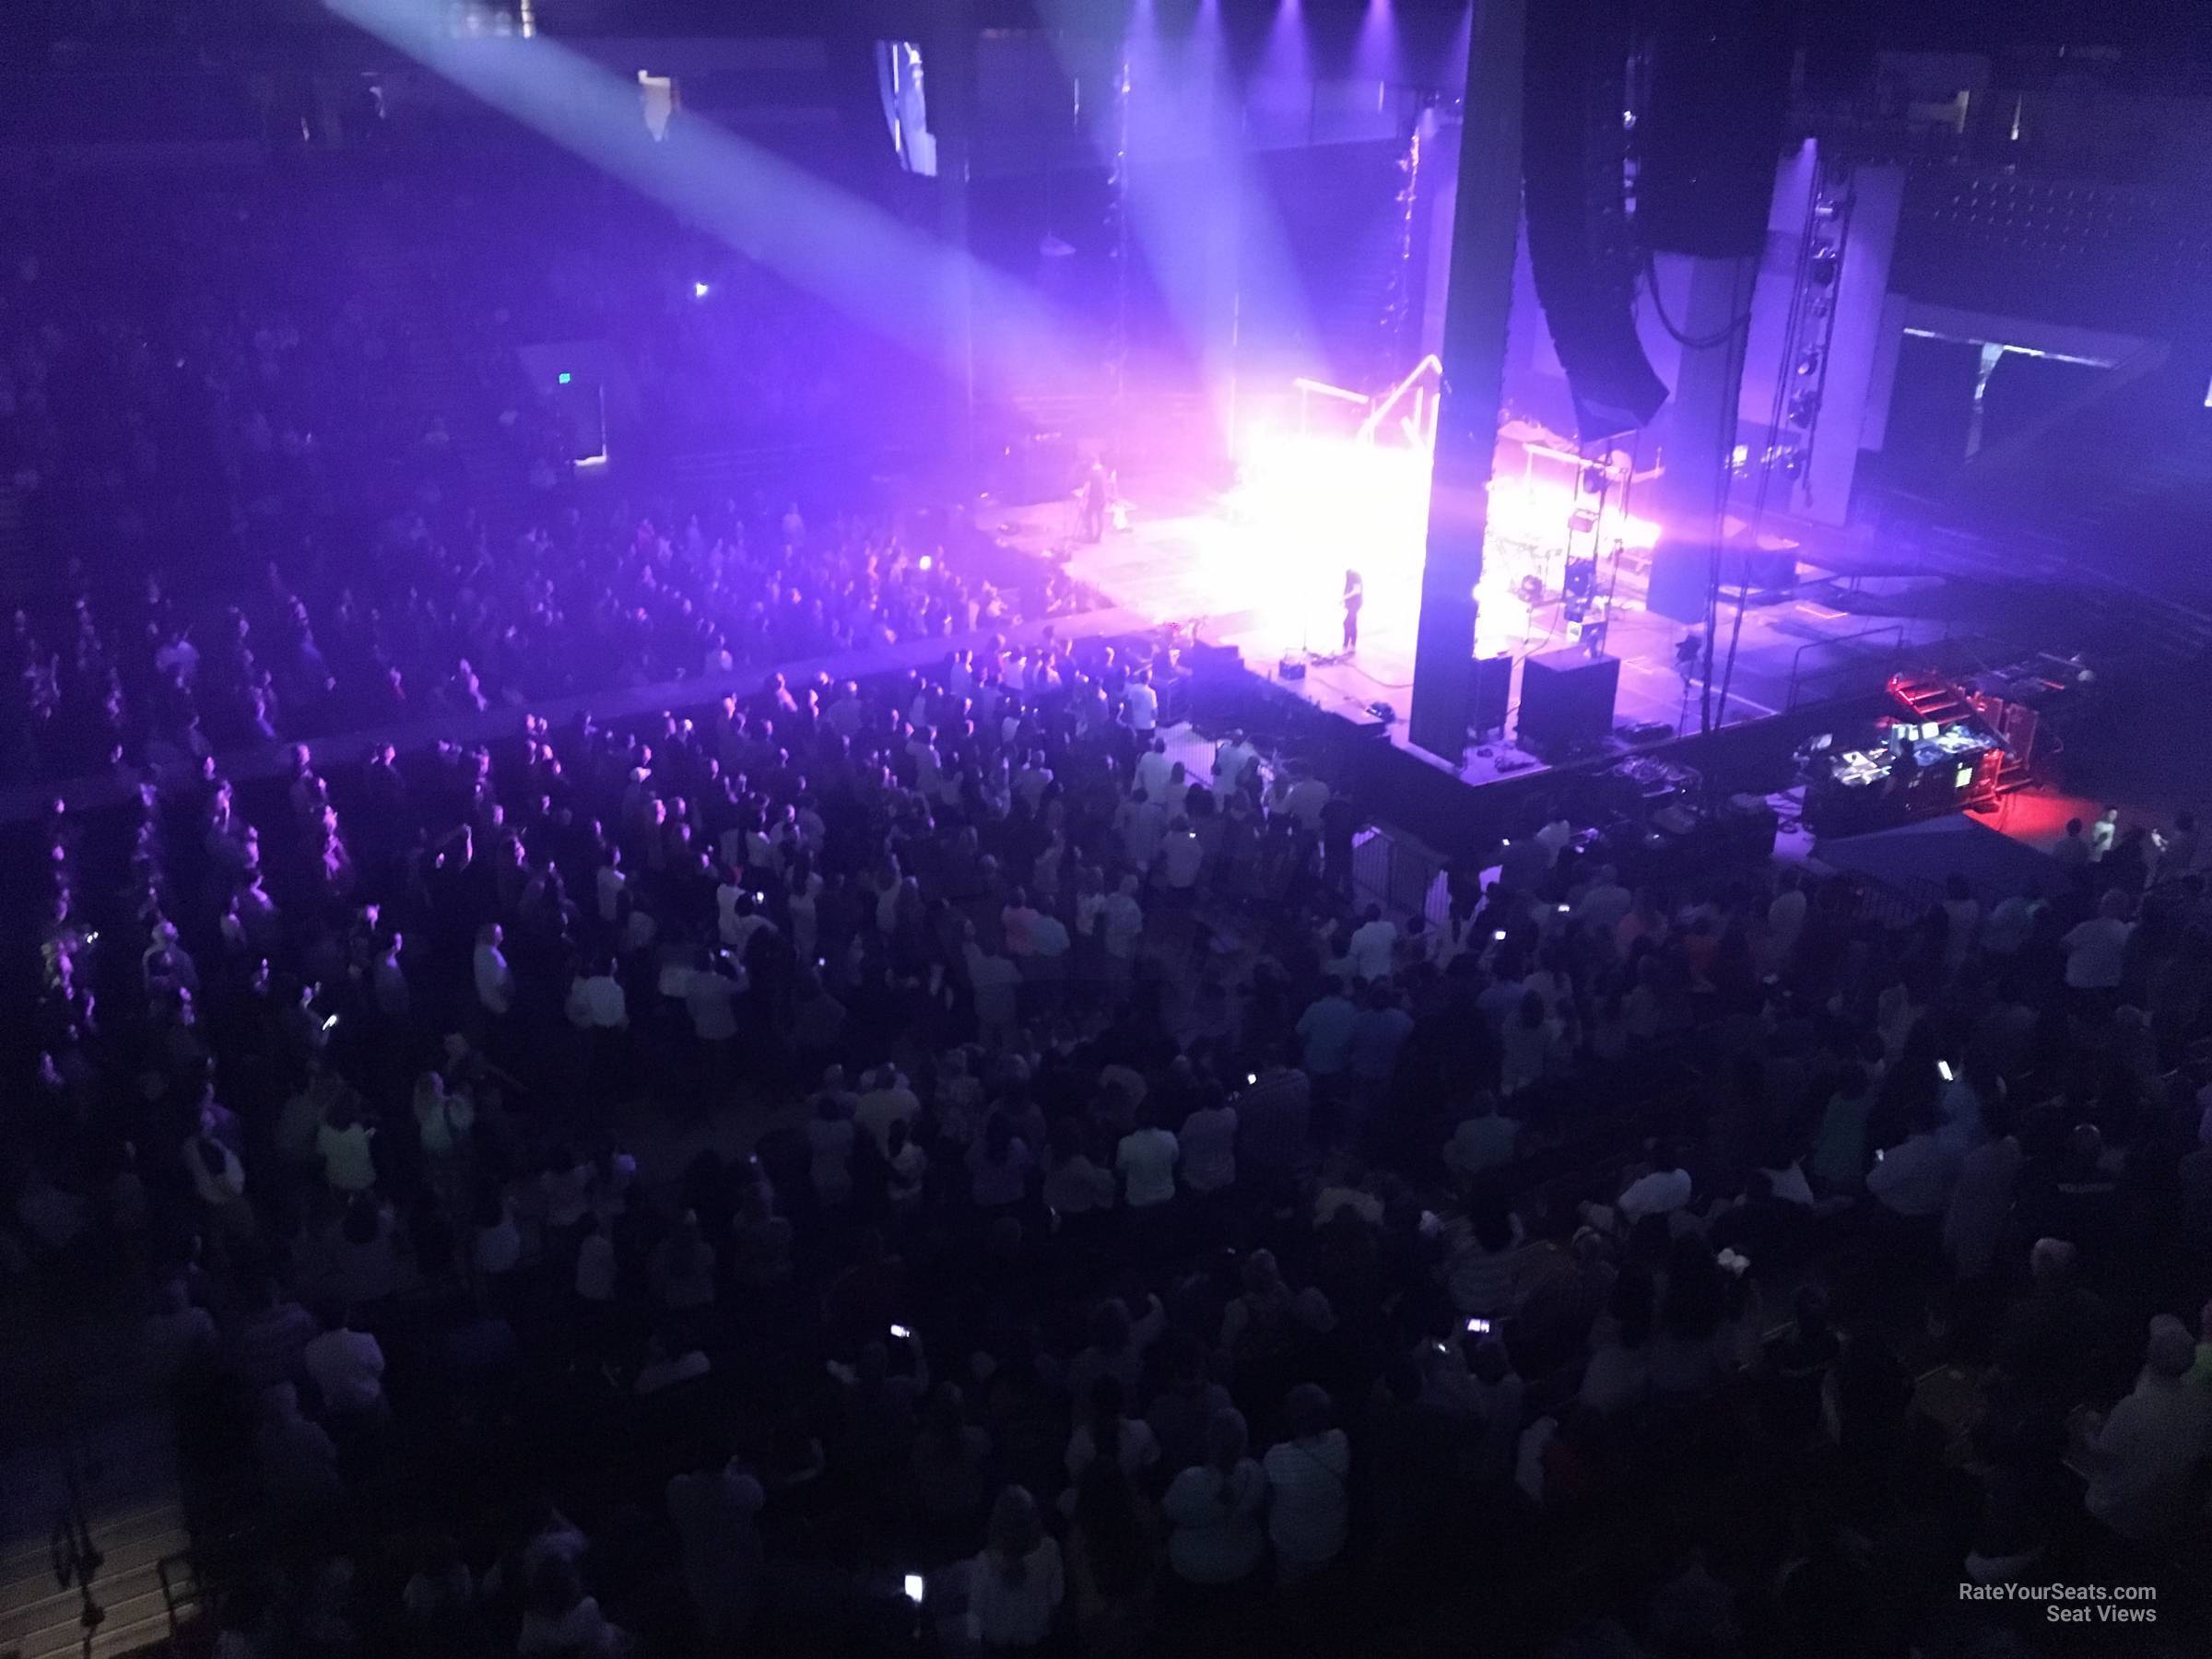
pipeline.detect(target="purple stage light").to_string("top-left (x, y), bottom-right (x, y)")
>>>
top-left (1354, 0), bottom-right (1396, 83)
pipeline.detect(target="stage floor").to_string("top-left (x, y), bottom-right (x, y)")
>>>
top-left (990, 480), bottom-right (1960, 787)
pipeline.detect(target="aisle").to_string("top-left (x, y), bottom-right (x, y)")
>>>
top-left (0, 1307), bottom-right (199, 1658)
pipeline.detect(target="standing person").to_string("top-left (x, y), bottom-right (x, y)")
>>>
top-left (1161, 1407), bottom-right (1267, 1589)
top-left (1346, 907), bottom-right (1397, 983)
top-left (2154, 811), bottom-right (2200, 883)
top-left (1319, 787), bottom-right (1358, 902)
top-left (473, 923), bottom-right (515, 1020)
top-left (665, 1453), bottom-right (767, 1652)
top-left (1116, 1110), bottom-right (1180, 1211)
top-left (2077, 1317), bottom-right (2212, 1542)
top-left (2051, 817), bottom-right (2091, 874)
top-left (1081, 460), bottom-right (1111, 544)
top-left (2062, 888), bottom-right (2135, 998)
top-left (1177, 1089), bottom-right (1239, 1197)
top-left (1262, 1384), bottom-right (1349, 1583)
top-left (1066, 1457), bottom-right (1159, 1658)
top-left (1943, 1102), bottom-right (2023, 1283)
top-left (968, 1486), bottom-right (1065, 1653)
top-left (1122, 671), bottom-right (1159, 747)
top-left (1296, 979), bottom-right (1358, 1083)
top-left (1339, 569), bottom-right (1364, 655)
top-left (2088, 806), bottom-right (2121, 863)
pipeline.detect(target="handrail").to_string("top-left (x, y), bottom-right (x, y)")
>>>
top-left (47, 1414), bottom-right (106, 1652)
top-left (1354, 354), bottom-right (1441, 444)
top-left (1784, 622), bottom-right (1905, 710)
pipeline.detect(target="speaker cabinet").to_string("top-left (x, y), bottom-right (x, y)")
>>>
top-left (1644, 541), bottom-right (1712, 623)
top-left (1471, 652), bottom-right (1513, 736)
top-left (1517, 649), bottom-right (1619, 758)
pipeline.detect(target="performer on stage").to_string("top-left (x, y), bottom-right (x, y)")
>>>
top-left (1079, 460), bottom-right (1110, 543)
top-left (1341, 568), bottom-right (1364, 655)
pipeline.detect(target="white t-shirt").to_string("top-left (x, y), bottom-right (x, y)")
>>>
top-left (1618, 1166), bottom-right (1692, 1221)
top-left (1117, 1127), bottom-right (1181, 1207)
top-left (566, 974), bottom-right (629, 1030)
top-left (1347, 919), bottom-right (1398, 982)
top-left (1114, 1132), bottom-right (1185, 1212)
top-left (1866, 1133), bottom-right (1952, 1218)
top-left (595, 865), bottom-right (627, 924)
top-left (1162, 830), bottom-right (1204, 889)
top-left (1264, 1431), bottom-right (1350, 1570)
top-left (968, 1540), bottom-right (1065, 1650)
top-left (1279, 777), bottom-right (1328, 828)
top-left (1135, 748), bottom-right (1174, 802)
top-left (685, 970), bottom-right (742, 1041)
top-left (1124, 681), bottom-right (1159, 731)
top-left (473, 944), bottom-right (513, 1016)
top-left (718, 888), bottom-right (772, 955)
top-left (317, 1122), bottom-right (377, 1193)
top-left (2063, 916), bottom-right (2133, 990)
top-left (1759, 1160), bottom-right (1816, 1206)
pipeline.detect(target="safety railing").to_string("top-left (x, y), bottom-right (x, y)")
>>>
top-left (46, 1417), bottom-right (106, 1653)
top-left (1350, 825), bottom-right (1453, 927)
top-left (1783, 623), bottom-right (1906, 711)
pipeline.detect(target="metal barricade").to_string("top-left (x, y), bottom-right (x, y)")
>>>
top-left (1351, 827), bottom-right (1453, 927)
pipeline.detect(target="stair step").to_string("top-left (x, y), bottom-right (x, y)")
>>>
top-left (0, 1569), bottom-right (188, 1659)
top-left (0, 1500), bottom-right (188, 1583)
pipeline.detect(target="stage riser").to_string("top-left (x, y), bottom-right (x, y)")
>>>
top-left (1204, 663), bottom-right (1883, 859)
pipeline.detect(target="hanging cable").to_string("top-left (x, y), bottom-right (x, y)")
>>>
top-left (1642, 251), bottom-right (1750, 350)
top-left (1695, 253), bottom-right (1754, 737)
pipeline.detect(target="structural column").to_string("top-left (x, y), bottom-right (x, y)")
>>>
top-left (1408, 0), bottom-right (1525, 759)
top-left (1805, 165), bottom-right (1903, 523)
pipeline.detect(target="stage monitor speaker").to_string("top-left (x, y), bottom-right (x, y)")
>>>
top-left (1721, 545), bottom-right (1797, 592)
top-left (1471, 652), bottom-right (1513, 735)
top-left (1518, 649), bottom-right (1620, 758)
top-left (1644, 540), bottom-right (1712, 623)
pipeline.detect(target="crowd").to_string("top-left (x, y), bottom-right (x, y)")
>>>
top-left (16, 561), bottom-right (2212, 1659)
top-left (3, 487), bottom-right (1042, 785)
top-left (1, 154), bottom-right (1050, 787)
top-left (10, 113), bottom-right (2212, 1659)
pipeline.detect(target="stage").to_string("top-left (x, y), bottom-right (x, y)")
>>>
top-left (990, 467), bottom-right (1964, 792)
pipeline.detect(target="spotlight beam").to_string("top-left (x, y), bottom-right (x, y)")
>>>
top-left (322, 0), bottom-right (1081, 394)
top-left (1035, 0), bottom-right (1324, 452)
